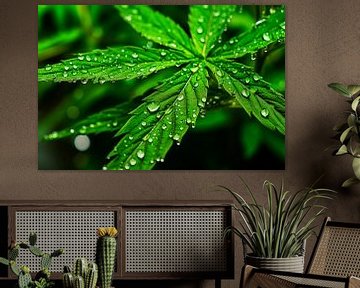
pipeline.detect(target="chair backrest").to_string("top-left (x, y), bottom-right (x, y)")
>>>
top-left (307, 217), bottom-right (360, 277)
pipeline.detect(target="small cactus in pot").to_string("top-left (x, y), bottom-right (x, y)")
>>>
top-left (62, 259), bottom-right (98, 288)
top-left (96, 227), bottom-right (118, 288)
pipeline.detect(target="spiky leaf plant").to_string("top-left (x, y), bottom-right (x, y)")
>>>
top-left (221, 179), bottom-right (335, 258)
top-left (39, 5), bottom-right (285, 170)
top-left (328, 83), bottom-right (360, 187)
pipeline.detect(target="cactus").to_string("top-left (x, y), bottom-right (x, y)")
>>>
top-left (74, 275), bottom-right (85, 288)
top-left (96, 227), bottom-right (118, 288)
top-left (85, 263), bottom-right (98, 288)
top-left (19, 269), bottom-right (32, 288)
top-left (63, 260), bottom-right (98, 288)
top-left (0, 233), bottom-right (63, 288)
top-left (41, 253), bottom-right (52, 270)
top-left (29, 232), bottom-right (37, 246)
top-left (74, 258), bottom-right (88, 279)
top-left (63, 272), bottom-right (74, 288)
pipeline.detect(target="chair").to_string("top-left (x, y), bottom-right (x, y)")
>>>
top-left (241, 217), bottom-right (360, 288)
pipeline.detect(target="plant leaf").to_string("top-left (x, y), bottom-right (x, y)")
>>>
top-left (105, 62), bottom-right (209, 170)
top-left (342, 177), bottom-right (360, 187)
top-left (116, 5), bottom-right (194, 56)
top-left (38, 47), bottom-right (192, 83)
top-left (188, 5), bottom-right (236, 57)
top-left (213, 6), bottom-right (285, 59)
top-left (44, 102), bottom-right (136, 141)
top-left (207, 60), bottom-right (285, 134)
top-left (328, 83), bottom-right (360, 98)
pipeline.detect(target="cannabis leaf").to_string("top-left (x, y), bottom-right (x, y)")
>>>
top-left (39, 5), bottom-right (285, 170)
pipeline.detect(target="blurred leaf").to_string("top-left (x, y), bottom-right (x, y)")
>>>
top-left (44, 102), bottom-right (135, 140)
top-left (241, 122), bottom-right (263, 159)
top-left (194, 109), bottom-right (232, 131)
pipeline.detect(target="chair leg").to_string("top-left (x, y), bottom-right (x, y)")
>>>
top-left (240, 265), bottom-right (255, 288)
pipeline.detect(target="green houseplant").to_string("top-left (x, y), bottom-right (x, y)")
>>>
top-left (328, 83), bottom-right (360, 187)
top-left (222, 179), bottom-right (334, 272)
top-left (0, 232), bottom-right (63, 288)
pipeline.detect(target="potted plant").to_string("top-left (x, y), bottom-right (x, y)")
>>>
top-left (0, 232), bottom-right (63, 288)
top-left (328, 83), bottom-right (360, 187)
top-left (222, 179), bottom-right (334, 273)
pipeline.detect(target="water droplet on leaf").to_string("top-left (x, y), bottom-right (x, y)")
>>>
top-left (147, 102), bottom-right (160, 113)
top-left (262, 32), bottom-right (271, 41)
top-left (137, 150), bottom-right (145, 159)
top-left (261, 108), bottom-right (269, 117)
top-left (197, 27), bottom-right (203, 34)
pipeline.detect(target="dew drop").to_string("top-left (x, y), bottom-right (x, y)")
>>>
top-left (196, 27), bottom-right (203, 34)
top-left (137, 150), bottom-right (145, 159)
top-left (102, 166), bottom-right (108, 170)
top-left (190, 67), bottom-right (199, 73)
top-left (216, 70), bottom-right (223, 77)
top-left (99, 79), bottom-right (106, 84)
top-left (242, 90), bottom-right (250, 98)
top-left (213, 11), bottom-right (220, 17)
top-left (78, 55), bottom-right (84, 61)
top-left (262, 32), bottom-right (271, 41)
top-left (86, 55), bottom-right (91, 61)
top-left (178, 94), bottom-right (184, 101)
top-left (245, 77), bottom-right (250, 84)
top-left (229, 39), bottom-right (234, 45)
top-left (198, 17), bottom-right (204, 23)
top-left (193, 82), bottom-right (199, 88)
top-left (162, 124), bottom-right (167, 130)
top-left (201, 97), bottom-right (206, 103)
top-left (149, 67), bottom-right (156, 72)
top-left (130, 159), bottom-right (137, 166)
top-left (148, 138), bottom-right (153, 143)
top-left (253, 74), bottom-right (261, 81)
top-left (45, 65), bottom-right (52, 71)
top-left (64, 66), bottom-right (70, 71)
top-left (141, 121), bottom-right (147, 127)
top-left (281, 22), bottom-right (286, 30)
top-left (63, 72), bottom-right (68, 78)
top-left (261, 108), bottom-right (269, 117)
top-left (200, 37), bottom-right (205, 43)
top-left (169, 43), bottom-right (177, 49)
top-left (132, 53), bottom-right (139, 59)
top-left (160, 51), bottom-right (167, 56)
top-left (81, 79), bottom-right (88, 85)
top-left (125, 164), bottom-right (130, 169)
top-left (70, 129), bottom-right (75, 134)
top-left (147, 102), bottom-right (160, 113)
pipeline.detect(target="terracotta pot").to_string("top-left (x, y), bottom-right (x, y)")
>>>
top-left (245, 254), bottom-right (304, 273)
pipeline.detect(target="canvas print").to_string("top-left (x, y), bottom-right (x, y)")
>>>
top-left (38, 5), bottom-right (285, 170)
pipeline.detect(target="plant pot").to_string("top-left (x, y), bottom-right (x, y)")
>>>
top-left (245, 254), bottom-right (304, 273)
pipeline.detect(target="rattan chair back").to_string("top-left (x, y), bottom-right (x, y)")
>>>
top-left (307, 217), bottom-right (360, 278)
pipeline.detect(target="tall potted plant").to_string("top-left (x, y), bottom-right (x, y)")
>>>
top-left (328, 83), bottom-right (360, 187)
top-left (222, 179), bottom-right (334, 273)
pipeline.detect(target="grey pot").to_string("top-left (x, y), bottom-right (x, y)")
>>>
top-left (245, 254), bottom-right (305, 273)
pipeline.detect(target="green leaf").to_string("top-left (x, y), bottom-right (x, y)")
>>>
top-left (38, 47), bottom-right (192, 83)
top-left (342, 177), bottom-right (360, 187)
top-left (188, 5), bottom-right (236, 57)
top-left (213, 6), bottom-right (285, 59)
top-left (105, 62), bottom-right (208, 170)
top-left (336, 144), bottom-right (348, 155)
top-left (44, 102), bottom-right (136, 141)
top-left (0, 257), bottom-right (9, 266)
top-left (116, 5), bottom-right (194, 55)
top-left (328, 83), bottom-right (360, 98)
top-left (207, 60), bottom-right (285, 134)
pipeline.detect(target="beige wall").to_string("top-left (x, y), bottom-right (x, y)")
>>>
top-left (1, 0), bottom-right (359, 287)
